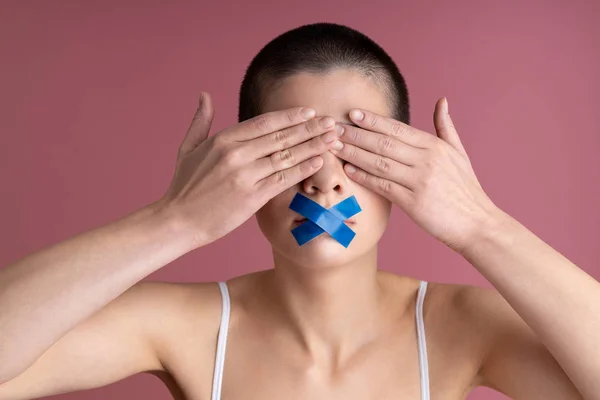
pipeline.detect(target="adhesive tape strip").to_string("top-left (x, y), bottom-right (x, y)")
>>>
top-left (289, 193), bottom-right (362, 248)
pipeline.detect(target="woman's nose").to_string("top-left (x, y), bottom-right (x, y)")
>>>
top-left (301, 150), bottom-right (349, 196)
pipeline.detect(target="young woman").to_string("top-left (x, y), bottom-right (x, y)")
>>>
top-left (0, 23), bottom-right (597, 400)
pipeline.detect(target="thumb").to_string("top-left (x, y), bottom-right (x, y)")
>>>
top-left (433, 97), bottom-right (468, 160)
top-left (179, 92), bottom-right (215, 155)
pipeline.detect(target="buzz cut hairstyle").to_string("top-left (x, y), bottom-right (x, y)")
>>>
top-left (238, 22), bottom-right (410, 125)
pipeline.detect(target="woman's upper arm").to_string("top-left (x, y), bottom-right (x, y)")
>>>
top-left (457, 285), bottom-right (583, 399)
top-left (0, 281), bottom-right (198, 400)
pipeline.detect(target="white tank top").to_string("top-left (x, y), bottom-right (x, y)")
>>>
top-left (211, 280), bottom-right (430, 400)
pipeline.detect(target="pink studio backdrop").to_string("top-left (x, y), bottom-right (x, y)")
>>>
top-left (1, 1), bottom-right (598, 399)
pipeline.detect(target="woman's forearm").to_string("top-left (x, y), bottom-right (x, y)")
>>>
top-left (0, 200), bottom-right (196, 382)
top-left (462, 207), bottom-right (600, 399)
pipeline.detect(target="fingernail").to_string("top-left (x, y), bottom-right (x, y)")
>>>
top-left (332, 140), bottom-right (344, 150)
top-left (320, 117), bottom-right (335, 128)
top-left (350, 110), bottom-right (364, 121)
top-left (346, 164), bottom-right (356, 174)
top-left (335, 124), bottom-right (345, 136)
top-left (443, 97), bottom-right (449, 115)
top-left (301, 108), bottom-right (316, 119)
top-left (311, 157), bottom-right (323, 167)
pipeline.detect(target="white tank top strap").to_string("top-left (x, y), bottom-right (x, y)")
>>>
top-left (211, 280), bottom-right (430, 400)
top-left (416, 280), bottom-right (431, 400)
top-left (211, 281), bottom-right (230, 400)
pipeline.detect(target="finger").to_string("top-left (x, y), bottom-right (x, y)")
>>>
top-left (338, 123), bottom-right (422, 166)
top-left (179, 92), bottom-right (214, 155)
top-left (246, 116), bottom-right (340, 160)
top-left (255, 156), bottom-right (324, 202)
top-left (349, 108), bottom-right (436, 149)
top-left (251, 128), bottom-right (342, 180)
top-left (228, 107), bottom-right (317, 141)
top-left (329, 141), bottom-right (416, 190)
top-left (433, 97), bottom-right (469, 160)
top-left (344, 163), bottom-right (413, 205)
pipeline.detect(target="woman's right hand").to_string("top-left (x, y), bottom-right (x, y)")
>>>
top-left (156, 92), bottom-right (344, 248)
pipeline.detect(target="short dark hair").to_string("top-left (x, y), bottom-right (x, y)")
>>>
top-left (238, 22), bottom-right (410, 125)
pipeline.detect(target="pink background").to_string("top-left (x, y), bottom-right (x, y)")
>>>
top-left (1, 1), bottom-right (599, 399)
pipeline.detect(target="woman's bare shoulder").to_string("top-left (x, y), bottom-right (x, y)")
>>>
top-left (136, 273), bottom-right (257, 323)
top-left (125, 280), bottom-right (225, 352)
top-left (423, 280), bottom-right (506, 328)
top-left (417, 279), bottom-right (499, 337)
top-left (137, 270), bottom-right (265, 329)
top-left (129, 273), bottom-right (262, 389)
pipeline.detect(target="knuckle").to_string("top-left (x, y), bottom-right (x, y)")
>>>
top-left (423, 158), bottom-right (434, 172)
top-left (211, 134), bottom-right (226, 148)
top-left (378, 178), bottom-right (393, 193)
top-left (279, 148), bottom-right (294, 162)
top-left (423, 175), bottom-right (434, 191)
top-left (390, 123), bottom-right (407, 139)
top-left (424, 148), bottom-right (440, 169)
top-left (286, 110), bottom-right (296, 125)
top-left (349, 126), bottom-right (360, 142)
top-left (209, 137), bottom-right (227, 157)
top-left (273, 128), bottom-right (292, 147)
top-left (272, 148), bottom-right (295, 169)
top-left (378, 136), bottom-right (396, 153)
top-left (222, 146), bottom-right (242, 167)
top-left (211, 135), bottom-right (229, 155)
top-left (274, 170), bottom-right (287, 187)
top-left (418, 169), bottom-right (434, 190)
top-left (253, 115), bottom-right (271, 133)
top-left (375, 156), bottom-right (391, 173)
top-left (305, 119), bottom-right (319, 135)
top-left (302, 121), bottom-right (312, 135)
top-left (367, 113), bottom-right (379, 128)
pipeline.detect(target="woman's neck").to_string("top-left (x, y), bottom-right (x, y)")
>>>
top-left (264, 247), bottom-right (384, 364)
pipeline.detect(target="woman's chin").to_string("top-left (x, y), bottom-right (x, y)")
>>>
top-left (283, 234), bottom-right (359, 266)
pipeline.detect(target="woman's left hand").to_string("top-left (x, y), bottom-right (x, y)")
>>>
top-left (330, 97), bottom-right (503, 255)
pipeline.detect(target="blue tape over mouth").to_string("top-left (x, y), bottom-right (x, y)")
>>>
top-left (289, 193), bottom-right (362, 248)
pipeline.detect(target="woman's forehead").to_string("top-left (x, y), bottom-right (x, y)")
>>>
top-left (261, 69), bottom-right (391, 121)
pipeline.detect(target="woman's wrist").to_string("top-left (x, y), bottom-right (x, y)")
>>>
top-left (146, 198), bottom-right (208, 252)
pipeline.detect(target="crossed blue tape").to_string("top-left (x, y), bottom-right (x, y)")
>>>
top-left (289, 193), bottom-right (362, 248)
